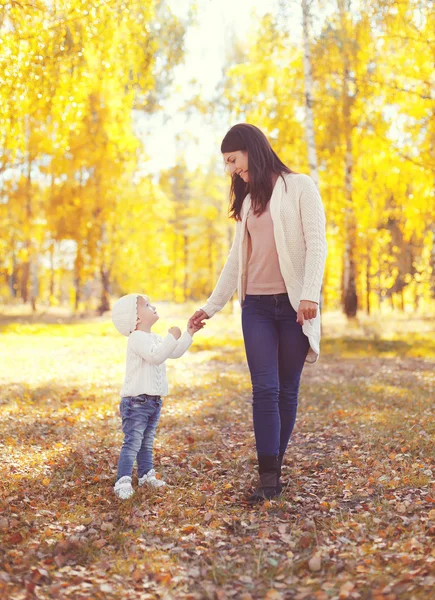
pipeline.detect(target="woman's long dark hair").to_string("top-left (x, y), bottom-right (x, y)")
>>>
top-left (221, 123), bottom-right (293, 221)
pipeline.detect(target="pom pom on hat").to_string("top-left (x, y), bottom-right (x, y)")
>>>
top-left (112, 294), bottom-right (140, 336)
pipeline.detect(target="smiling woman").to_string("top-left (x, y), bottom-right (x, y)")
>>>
top-left (189, 123), bottom-right (327, 504)
top-left (221, 124), bottom-right (293, 220)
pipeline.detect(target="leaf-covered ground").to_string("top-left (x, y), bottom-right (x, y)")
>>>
top-left (0, 305), bottom-right (434, 600)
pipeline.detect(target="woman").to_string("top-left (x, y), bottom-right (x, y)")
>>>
top-left (189, 124), bottom-right (327, 503)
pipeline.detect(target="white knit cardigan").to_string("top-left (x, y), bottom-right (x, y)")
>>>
top-left (201, 173), bottom-right (327, 363)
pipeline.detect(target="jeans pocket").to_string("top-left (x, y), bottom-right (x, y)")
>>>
top-left (131, 395), bottom-right (149, 406)
top-left (120, 398), bottom-right (130, 417)
top-left (243, 295), bottom-right (257, 308)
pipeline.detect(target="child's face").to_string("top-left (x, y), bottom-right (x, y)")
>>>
top-left (136, 296), bottom-right (159, 329)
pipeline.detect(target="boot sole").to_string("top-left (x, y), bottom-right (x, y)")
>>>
top-left (246, 486), bottom-right (283, 505)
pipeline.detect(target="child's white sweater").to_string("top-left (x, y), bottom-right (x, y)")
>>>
top-left (120, 330), bottom-right (192, 398)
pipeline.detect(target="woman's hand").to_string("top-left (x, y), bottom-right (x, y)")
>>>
top-left (296, 300), bottom-right (318, 325)
top-left (189, 309), bottom-right (209, 329)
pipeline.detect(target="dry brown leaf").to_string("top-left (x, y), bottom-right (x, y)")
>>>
top-left (264, 590), bottom-right (284, 600)
top-left (8, 532), bottom-right (23, 544)
top-left (339, 581), bottom-right (355, 599)
top-left (308, 553), bottom-right (322, 571)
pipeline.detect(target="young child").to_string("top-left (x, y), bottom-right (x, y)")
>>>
top-left (111, 293), bottom-right (202, 499)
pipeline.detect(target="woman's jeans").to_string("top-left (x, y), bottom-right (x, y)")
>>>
top-left (242, 293), bottom-right (310, 458)
top-left (116, 394), bottom-right (162, 481)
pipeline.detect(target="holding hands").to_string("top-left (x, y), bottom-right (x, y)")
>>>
top-left (168, 314), bottom-right (207, 339)
top-left (188, 309), bottom-right (209, 336)
top-left (184, 303), bottom-right (316, 330)
top-left (186, 303), bottom-right (318, 329)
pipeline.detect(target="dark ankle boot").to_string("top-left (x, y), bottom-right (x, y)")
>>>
top-left (247, 455), bottom-right (282, 504)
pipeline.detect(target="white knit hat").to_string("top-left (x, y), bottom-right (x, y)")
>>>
top-left (112, 293), bottom-right (141, 337)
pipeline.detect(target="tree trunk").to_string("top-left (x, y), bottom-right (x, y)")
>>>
top-left (301, 0), bottom-right (324, 322)
top-left (98, 222), bottom-right (111, 314)
top-left (377, 247), bottom-right (383, 313)
top-left (21, 149), bottom-right (32, 304)
top-left (74, 245), bottom-right (83, 311)
top-left (183, 233), bottom-right (188, 302)
top-left (99, 266), bottom-right (111, 314)
top-left (9, 250), bottom-right (18, 298)
top-left (74, 277), bottom-right (81, 311)
top-left (49, 242), bottom-right (55, 304)
top-left (172, 232), bottom-right (178, 302)
top-left (431, 226), bottom-right (435, 298)
top-left (207, 225), bottom-right (213, 299)
top-left (366, 254), bottom-right (371, 315)
top-left (30, 254), bottom-right (38, 312)
top-left (430, 105), bottom-right (435, 299)
top-left (301, 0), bottom-right (319, 187)
top-left (338, 0), bottom-right (358, 318)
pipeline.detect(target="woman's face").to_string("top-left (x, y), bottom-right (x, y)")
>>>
top-left (223, 150), bottom-right (249, 182)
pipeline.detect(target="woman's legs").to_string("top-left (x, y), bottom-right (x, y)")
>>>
top-left (277, 299), bottom-right (310, 457)
top-left (242, 294), bottom-right (309, 500)
top-left (242, 295), bottom-right (280, 457)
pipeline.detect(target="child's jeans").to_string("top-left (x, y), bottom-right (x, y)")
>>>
top-left (116, 394), bottom-right (162, 481)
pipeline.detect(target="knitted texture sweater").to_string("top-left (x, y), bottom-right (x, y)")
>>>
top-left (201, 173), bottom-right (327, 363)
top-left (120, 330), bottom-right (192, 397)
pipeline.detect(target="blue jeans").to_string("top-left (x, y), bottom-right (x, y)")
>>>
top-left (241, 293), bottom-right (310, 457)
top-left (116, 394), bottom-right (162, 481)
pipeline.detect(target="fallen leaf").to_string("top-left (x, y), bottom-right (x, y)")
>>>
top-left (264, 590), bottom-right (284, 600)
top-left (131, 568), bottom-right (143, 582)
top-left (8, 532), bottom-right (23, 544)
top-left (308, 553), bottom-right (322, 571)
top-left (299, 534), bottom-right (311, 549)
top-left (339, 581), bottom-right (355, 599)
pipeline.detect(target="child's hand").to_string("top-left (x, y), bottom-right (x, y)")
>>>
top-left (187, 319), bottom-right (204, 336)
top-left (168, 326), bottom-right (182, 340)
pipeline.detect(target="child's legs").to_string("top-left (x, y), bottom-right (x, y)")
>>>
top-left (116, 397), bottom-right (153, 481)
top-left (137, 398), bottom-right (162, 477)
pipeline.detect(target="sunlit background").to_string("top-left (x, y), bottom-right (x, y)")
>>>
top-left (1, 0), bottom-right (434, 318)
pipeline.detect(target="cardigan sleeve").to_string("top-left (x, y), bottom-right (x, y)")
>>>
top-left (168, 331), bottom-right (193, 359)
top-left (299, 176), bottom-right (327, 304)
top-left (129, 331), bottom-right (178, 365)
top-left (201, 219), bottom-right (242, 318)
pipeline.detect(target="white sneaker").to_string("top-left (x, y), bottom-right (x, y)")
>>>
top-left (138, 469), bottom-right (166, 489)
top-left (114, 476), bottom-right (134, 499)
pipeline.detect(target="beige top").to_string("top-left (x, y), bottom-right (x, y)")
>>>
top-left (246, 201), bottom-right (287, 294)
